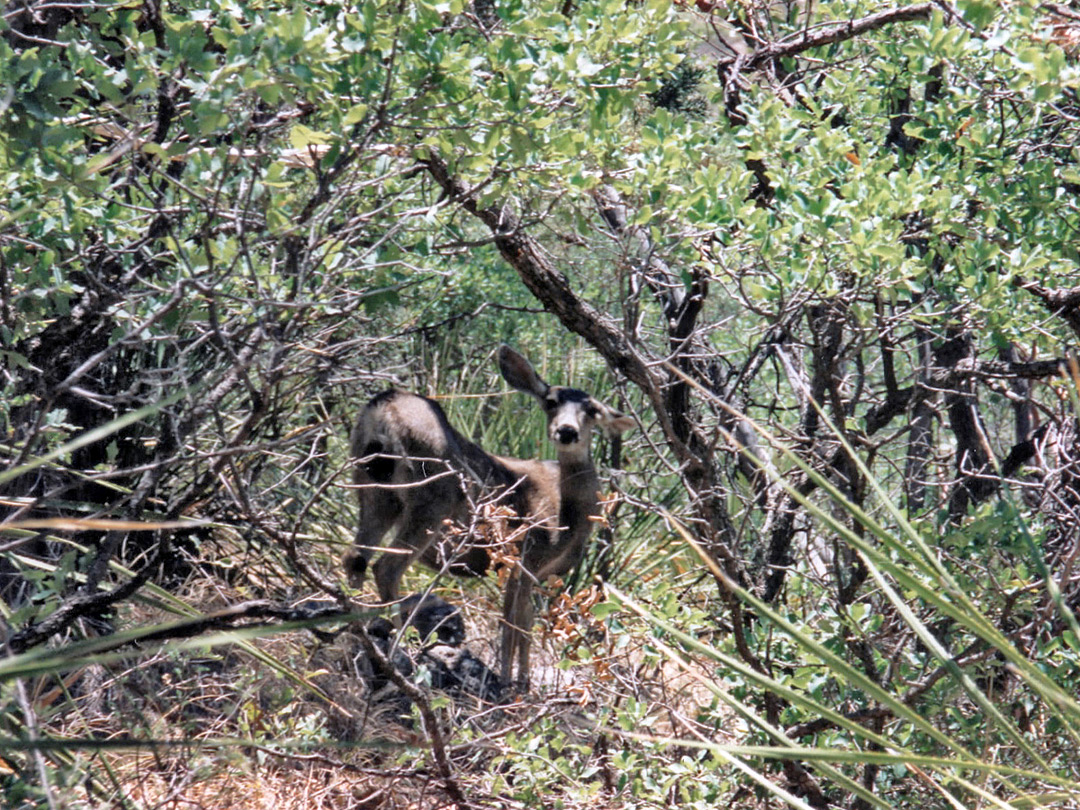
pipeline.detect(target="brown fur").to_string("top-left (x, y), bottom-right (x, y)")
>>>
top-left (345, 347), bottom-right (634, 684)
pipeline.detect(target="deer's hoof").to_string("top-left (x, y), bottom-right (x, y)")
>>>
top-left (342, 550), bottom-right (368, 587)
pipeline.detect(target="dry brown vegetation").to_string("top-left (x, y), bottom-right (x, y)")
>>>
top-left (20, 531), bottom-right (737, 809)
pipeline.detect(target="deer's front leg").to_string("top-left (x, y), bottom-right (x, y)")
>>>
top-left (501, 569), bottom-right (535, 687)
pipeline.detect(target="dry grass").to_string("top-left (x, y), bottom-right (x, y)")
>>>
top-left (15, 532), bottom-right (739, 810)
top-left (99, 756), bottom-right (391, 810)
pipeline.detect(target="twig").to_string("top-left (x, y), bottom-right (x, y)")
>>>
top-left (4, 535), bottom-right (170, 655)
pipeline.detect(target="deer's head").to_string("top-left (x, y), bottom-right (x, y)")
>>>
top-left (498, 345), bottom-right (635, 459)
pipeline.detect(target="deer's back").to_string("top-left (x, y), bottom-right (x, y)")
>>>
top-left (352, 390), bottom-right (457, 474)
top-left (352, 390), bottom-right (532, 496)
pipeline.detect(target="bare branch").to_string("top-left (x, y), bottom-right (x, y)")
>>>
top-left (740, 4), bottom-right (937, 72)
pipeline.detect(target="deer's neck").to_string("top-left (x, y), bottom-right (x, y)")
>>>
top-left (523, 452), bottom-right (599, 580)
top-left (558, 454), bottom-right (600, 530)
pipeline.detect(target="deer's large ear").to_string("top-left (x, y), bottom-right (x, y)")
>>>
top-left (594, 400), bottom-right (636, 436)
top-left (498, 346), bottom-right (549, 399)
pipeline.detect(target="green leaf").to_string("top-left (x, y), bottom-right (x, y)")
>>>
top-left (288, 124), bottom-right (332, 149)
top-left (343, 103), bottom-right (368, 126)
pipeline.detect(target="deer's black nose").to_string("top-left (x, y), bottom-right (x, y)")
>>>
top-left (555, 425), bottom-right (579, 444)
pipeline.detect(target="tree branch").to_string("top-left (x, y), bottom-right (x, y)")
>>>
top-left (419, 154), bottom-right (679, 447)
top-left (5, 536), bottom-right (169, 655)
top-left (739, 4), bottom-right (937, 73)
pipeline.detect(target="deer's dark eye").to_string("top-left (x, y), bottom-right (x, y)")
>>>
top-left (544, 398), bottom-right (559, 411)
top-left (586, 405), bottom-right (600, 419)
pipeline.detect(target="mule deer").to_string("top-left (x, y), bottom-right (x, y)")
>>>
top-left (344, 346), bottom-right (634, 684)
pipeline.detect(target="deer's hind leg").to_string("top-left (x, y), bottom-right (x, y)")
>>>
top-left (371, 463), bottom-right (464, 604)
top-left (344, 483), bottom-right (404, 588)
